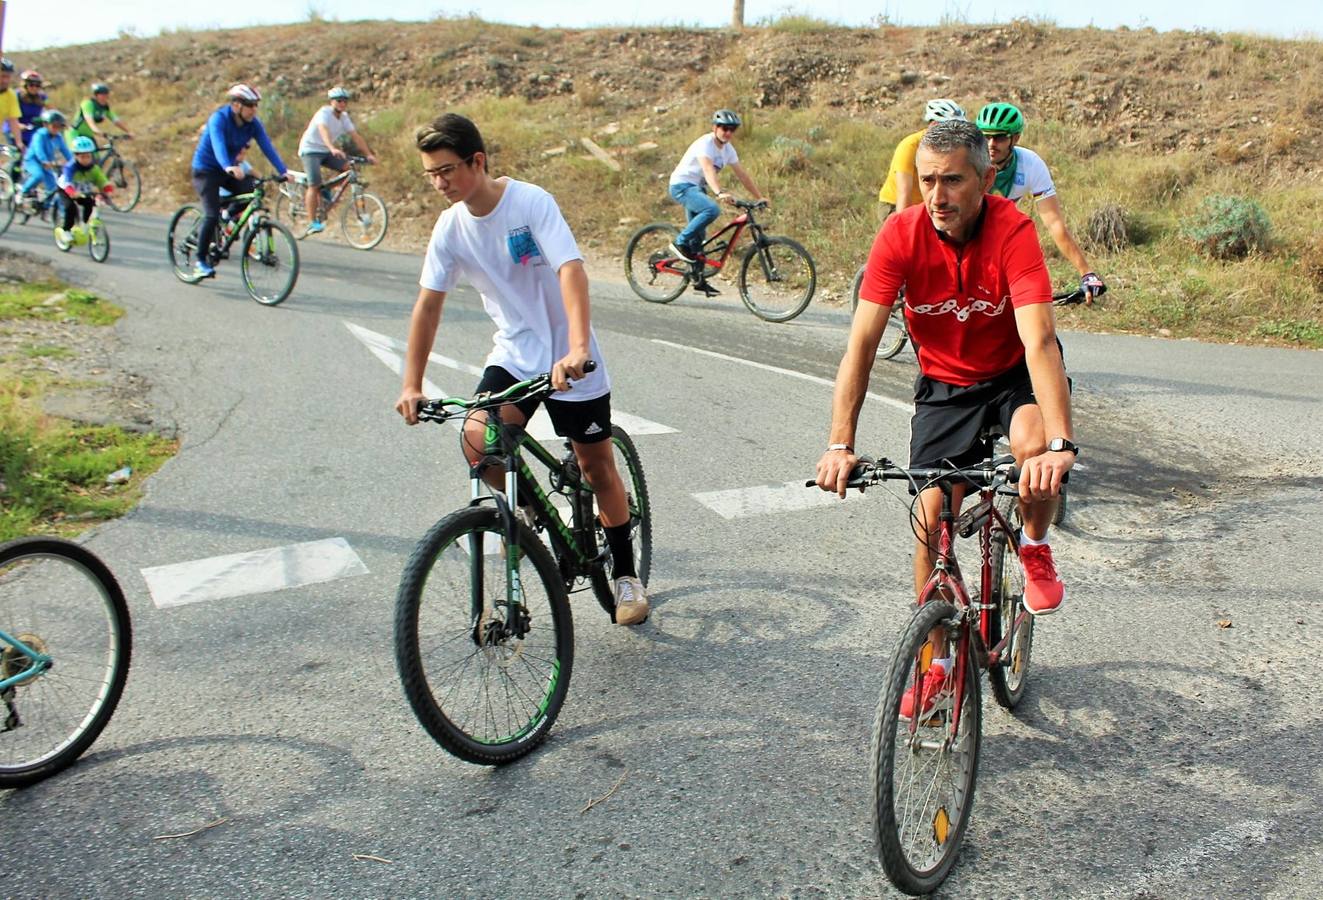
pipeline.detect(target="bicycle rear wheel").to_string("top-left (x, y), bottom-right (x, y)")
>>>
top-left (871, 599), bottom-right (980, 895)
top-left (395, 506), bottom-right (573, 765)
top-left (589, 426), bottom-right (653, 620)
top-left (240, 220), bottom-right (299, 306)
top-left (272, 186), bottom-right (309, 232)
top-left (987, 498), bottom-right (1033, 709)
top-left (104, 159), bottom-right (141, 213)
top-left (340, 190), bottom-right (388, 250)
top-left (0, 538), bottom-right (131, 788)
top-left (0, 169), bottom-right (15, 236)
top-left (88, 220), bottom-right (110, 263)
top-left (738, 236), bottom-right (816, 322)
top-left (624, 223), bottom-right (690, 303)
top-left (850, 265), bottom-right (908, 359)
top-left (166, 204), bottom-right (206, 284)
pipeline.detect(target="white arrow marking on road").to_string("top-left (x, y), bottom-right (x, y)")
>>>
top-left (345, 322), bottom-right (678, 438)
top-left (650, 338), bottom-right (913, 413)
top-left (142, 538), bottom-right (369, 609)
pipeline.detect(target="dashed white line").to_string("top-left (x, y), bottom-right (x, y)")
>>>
top-left (693, 480), bottom-right (866, 520)
top-left (142, 538), bottom-right (369, 609)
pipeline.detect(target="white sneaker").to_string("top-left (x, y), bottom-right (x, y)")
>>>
top-left (613, 575), bottom-right (650, 625)
top-left (668, 240), bottom-right (695, 263)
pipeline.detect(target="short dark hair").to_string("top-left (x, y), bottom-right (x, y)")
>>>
top-left (919, 120), bottom-right (990, 177)
top-left (416, 113), bottom-right (486, 170)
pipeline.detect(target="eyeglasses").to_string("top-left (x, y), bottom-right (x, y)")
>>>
top-left (716, 124), bottom-right (738, 133)
top-left (982, 132), bottom-right (1012, 140)
top-left (238, 100), bottom-right (259, 109)
top-left (422, 155), bottom-right (475, 182)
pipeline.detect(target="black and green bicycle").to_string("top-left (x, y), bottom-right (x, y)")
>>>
top-left (394, 363), bottom-right (651, 765)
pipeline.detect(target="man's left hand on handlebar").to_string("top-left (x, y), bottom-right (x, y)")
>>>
top-left (814, 445), bottom-right (859, 499)
top-left (1080, 271), bottom-right (1105, 305)
top-left (1018, 449), bottom-right (1074, 502)
top-left (552, 350), bottom-right (592, 392)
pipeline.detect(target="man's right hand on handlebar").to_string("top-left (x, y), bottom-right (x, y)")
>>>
top-left (815, 444), bottom-right (860, 498)
top-left (395, 388), bottom-right (427, 425)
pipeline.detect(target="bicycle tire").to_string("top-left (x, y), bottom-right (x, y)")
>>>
top-left (53, 223), bottom-right (73, 252)
top-left (395, 506), bottom-right (573, 765)
top-left (738, 235), bottom-right (816, 323)
top-left (0, 170), bottom-right (15, 236)
top-left (1052, 485), bottom-right (1068, 526)
top-left (272, 185), bottom-right (309, 232)
top-left (0, 537), bottom-right (132, 788)
top-left (987, 498), bottom-right (1033, 709)
top-left (240, 219), bottom-right (299, 306)
top-left (166, 204), bottom-right (206, 284)
top-left (589, 426), bottom-right (653, 620)
top-left (104, 159), bottom-right (141, 213)
top-left (339, 190), bottom-right (388, 250)
top-left (871, 599), bottom-right (981, 895)
top-left (624, 223), bottom-right (690, 303)
top-left (88, 220), bottom-right (110, 263)
top-left (850, 265), bottom-right (909, 359)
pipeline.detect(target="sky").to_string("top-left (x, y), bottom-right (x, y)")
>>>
top-left (2, 0), bottom-right (1320, 52)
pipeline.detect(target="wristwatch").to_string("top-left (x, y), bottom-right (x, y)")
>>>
top-left (1047, 438), bottom-right (1079, 456)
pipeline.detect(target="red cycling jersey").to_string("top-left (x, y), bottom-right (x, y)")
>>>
top-left (858, 195), bottom-right (1052, 386)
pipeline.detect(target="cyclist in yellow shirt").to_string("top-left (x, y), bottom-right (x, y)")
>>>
top-left (0, 60), bottom-right (25, 155)
top-left (876, 99), bottom-right (965, 222)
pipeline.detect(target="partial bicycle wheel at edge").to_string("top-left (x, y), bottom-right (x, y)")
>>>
top-left (871, 599), bottom-right (981, 896)
top-left (624, 223), bottom-right (690, 303)
top-left (738, 236), bottom-right (816, 322)
top-left (240, 220), bottom-right (300, 306)
top-left (850, 265), bottom-right (908, 359)
top-left (166, 204), bottom-right (206, 284)
top-left (0, 170), bottom-right (16, 236)
top-left (987, 497), bottom-right (1033, 709)
top-left (395, 506), bottom-right (574, 765)
top-left (589, 426), bottom-right (653, 620)
top-left (0, 537), bottom-right (132, 788)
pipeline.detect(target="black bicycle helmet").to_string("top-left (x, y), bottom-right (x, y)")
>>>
top-left (712, 109), bottom-right (741, 128)
top-left (91, 82), bottom-right (111, 95)
top-left (0, 59), bottom-right (14, 74)
top-left (41, 109), bottom-right (67, 125)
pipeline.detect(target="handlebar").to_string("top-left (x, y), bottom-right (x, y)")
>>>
top-left (416, 360), bottom-right (597, 424)
top-left (805, 455), bottom-right (1019, 493)
top-left (1052, 284), bottom-right (1107, 305)
top-left (733, 199), bottom-right (768, 211)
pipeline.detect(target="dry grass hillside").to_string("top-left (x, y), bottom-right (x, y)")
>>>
top-left (17, 16), bottom-right (1323, 344)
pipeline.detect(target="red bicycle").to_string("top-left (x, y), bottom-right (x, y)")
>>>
top-left (809, 434), bottom-right (1038, 894)
top-left (623, 199), bottom-right (816, 322)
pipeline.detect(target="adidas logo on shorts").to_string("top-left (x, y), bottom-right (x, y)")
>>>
top-left (583, 422), bottom-right (603, 436)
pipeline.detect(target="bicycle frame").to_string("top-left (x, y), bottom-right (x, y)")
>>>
top-left (652, 207), bottom-right (763, 279)
top-left (213, 182), bottom-right (272, 255)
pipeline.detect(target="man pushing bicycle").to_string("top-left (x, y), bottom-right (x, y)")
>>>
top-left (814, 120), bottom-right (1077, 714)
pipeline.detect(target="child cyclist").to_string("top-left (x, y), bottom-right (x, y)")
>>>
top-left (394, 113), bottom-right (649, 625)
top-left (20, 109), bottom-right (70, 202)
top-left (55, 135), bottom-right (113, 243)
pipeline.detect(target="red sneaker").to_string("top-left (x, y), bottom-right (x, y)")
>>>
top-left (1021, 543), bottom-right (1065, 615)
top-left (899, 661), bottom-right (952, 722)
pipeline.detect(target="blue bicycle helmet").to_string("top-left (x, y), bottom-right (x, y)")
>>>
top-left (71, 136), bottom-right (97, 153)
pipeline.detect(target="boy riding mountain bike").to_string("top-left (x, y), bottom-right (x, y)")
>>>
top-left (394, 113), bottom-right (649, 625)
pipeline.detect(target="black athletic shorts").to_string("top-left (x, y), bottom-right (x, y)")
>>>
top-left (476, 365), bottom-right (614, 445)
top-left (908, 359), bottom-right (1038, 469)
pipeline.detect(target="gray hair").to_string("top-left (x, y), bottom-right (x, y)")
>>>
top-left (919, 120), bottom-right (990, 177)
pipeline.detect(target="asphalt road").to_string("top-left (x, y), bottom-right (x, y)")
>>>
top-left (2, 207), bottom-right (1321, 899)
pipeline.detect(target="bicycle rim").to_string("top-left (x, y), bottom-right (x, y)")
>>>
top-left (0, 538), bottom-right (131, 787)
top-left (241, 221), bottom-right (299, 305)
top-left (395, 507), bottom-right (573, 765)
top-left (339, 191), bottom-right (388, 249)
top-left (89, 221), bottom-right (110, 262)
top-left (589, 426), bottom-right (653, 618)
top-left (738, 236), bottom-right (816, 322)
top-left (872, 600), bottom-right (981, 894)
top-left (166, 205), bottom-right (206, 283)
top-left (624, 223), bottom-right (689, 303)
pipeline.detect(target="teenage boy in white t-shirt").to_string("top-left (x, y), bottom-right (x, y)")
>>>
top-left (394, 113), bottom-right (648, 625)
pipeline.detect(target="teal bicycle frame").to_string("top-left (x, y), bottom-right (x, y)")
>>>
top-left (0, 629), bottom-right (50, 692)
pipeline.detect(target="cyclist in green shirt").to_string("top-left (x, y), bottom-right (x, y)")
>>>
top-left (70, 82), bottom-right (134, 144)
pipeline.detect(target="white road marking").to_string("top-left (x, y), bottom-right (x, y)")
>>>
top-left (1103, 818), bottom-right (1273, 898)
top-left (142, 538), bottom-right (369, 609)
top-left (650, 338), bottom-right (913, 412)
top-left (345, 322), bottom-right (677, 438)
top-left (694, 480), bottom-right (866, 520)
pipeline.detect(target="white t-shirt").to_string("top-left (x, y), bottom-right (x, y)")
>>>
top-left (1004, 146), bottom-right (1056, 202)
top-left (669, 134), bottom-right (739, 187)
top-left (419, 178), bottom-right (609, 401)
top-left (298, 106), bottom-right (356, 155)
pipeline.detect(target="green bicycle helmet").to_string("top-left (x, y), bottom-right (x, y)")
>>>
top-left (976, 102), bottom-right (1024, 135)
top-left (91, 82), bottom-right (111, 95)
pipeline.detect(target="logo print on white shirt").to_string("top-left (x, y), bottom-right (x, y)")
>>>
top-left (911, 296), bottom-right (1009, 322)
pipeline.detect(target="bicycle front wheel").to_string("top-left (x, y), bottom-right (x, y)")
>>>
top-left (624, 223), bottom-right (690, 303)
top-left (0, 169), bottom-right (15, 236)
top-left (88, 220), bottom-right (110, 263)
top-left (0, 538), bottom-right (131, 788)
top-left (987, 498), bottom-right (1033, 709)
top-left (240, 220), bottom-right (299, 306)
top-left (104, 159), bottom-right (141, 212)
top-left (589, 426), bottom-right (654, 620)
top-left (166, 204), bottom-right (206, 283)
top-left (738, 236), bottom-right (816, 322)
top-left (395, 506), bottom-right (573, 765)
top-left (850, 265), bottom-right (908, 359)
top-left (871, 599), bottom-right (980, 895)
top-left (340, 191), bottom-right (388, 250)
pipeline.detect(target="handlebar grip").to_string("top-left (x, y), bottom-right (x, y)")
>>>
top-left (1006, 467), bottom-right (1069, 485)
top-left (582, 359), bottom-right (597, 373)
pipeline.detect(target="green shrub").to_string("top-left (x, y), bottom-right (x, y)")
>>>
top-left (1180, 195), bottom-right (1272, 260)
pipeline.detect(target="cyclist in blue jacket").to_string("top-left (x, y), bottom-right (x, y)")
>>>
top-left (189, 83), bottom-right (292, 278)
top-left (20, 109), bottom-right (70, 200)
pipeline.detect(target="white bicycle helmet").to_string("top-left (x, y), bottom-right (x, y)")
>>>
top-left (327, 86), bottom-right (351, 101)
top-left (227, 83), bottom-right (262, 104)
top-left (924, 99), bottom-right (966, 123)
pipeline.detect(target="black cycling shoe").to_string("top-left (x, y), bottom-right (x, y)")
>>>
top-left (692, 279), bottom-right (720, 297)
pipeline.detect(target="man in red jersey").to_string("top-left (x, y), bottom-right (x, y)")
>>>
top-left (817, 118), bottom-right (1075, 610)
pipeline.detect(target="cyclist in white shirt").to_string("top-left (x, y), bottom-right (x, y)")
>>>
top-left (667, 108), bottom-right (769, 294)
top-left (394, 113), bottom-right (649, 625)
top-left (297, 86), bottom-right (377, 236)
top-left (975, 102), bottom-right (1105, 302)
